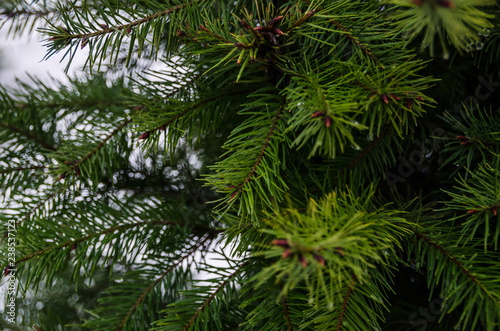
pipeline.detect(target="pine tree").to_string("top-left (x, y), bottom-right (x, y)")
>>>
top-left (1, 0), bottom-right (500, 330)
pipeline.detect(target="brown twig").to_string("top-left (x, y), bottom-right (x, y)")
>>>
top-left (283, 295), bottom-right (293, 331)
top-left (0, 165), bottom-right (49, 174)
top-left (65, 1), bottom-right (205, 40)
top-left (336, 274), bottom-right (357, 331)
top-left (329, 20), bottom-right (383, 68)
top-left (0, 122), bottom-right (56, 151)
top-left (237, 103), bottom-right (284, 192)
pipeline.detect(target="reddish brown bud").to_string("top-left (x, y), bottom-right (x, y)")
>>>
top-left (70, 243), bottom-right (77, 251)
top-left (230, 191), bottom-right (238, 201)
top-left (282, 248), bottom-right (293, 258)
top-left (299, 254), bottom-right (308, 268)
top-left (389, 93), bottom-right (400, 101)
top-left (406, 98), bottom-right (412, 110)
top-left (467, 209), bottom-right (479, 214)
top-left (273, 28), bottom-right (284, 36)
top-left (325, 116), bottom-right (333, 128)
top-left (437, 0), bottom-right (455, 8)
top-left (272, 239), bottom-right (290, 248)
top-left (239, 19), bottom-right (252, 30)
top-left (417, 96), bottom-right (424, 102)
top-left (457, 136), bottom-right (470, 145)
top-left (335, 247), bottom-right (345, 257)
top-left (126, 27), bottom-right (132, 34)
top-left (306, 10), bottom-right (317, 19)
top-left (176, 29), bottom-right (186, 37)
top-left (75, 166), bottom-right (80, 176)
top-left (313, 253), bottom-right (325, 266)
top-left (381, 94), bottom-right (389, 104)
top-left (254, 26), bottom-right (264, 32)
top-left (311, 111), bottom-right (324, 118)
top-left (139, 132), bottom-right (150, 140)
top-left (160, 125), bottom-right (166, 131)
top-left (58, 173), bottom-right (66, 181)
top-left (81, 36), bottom-right (88, 49)
top-left (492, 206), bottom-right (498, 216)
top-left (271, 15), bottom-right (284, 25)
top-left (100, 24), bottom-right (109, 29)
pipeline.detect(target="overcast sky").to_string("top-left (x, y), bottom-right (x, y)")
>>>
top-left (0, 28), bottom-right (87, 87)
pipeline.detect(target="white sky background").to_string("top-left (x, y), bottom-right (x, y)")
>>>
top-left (0, 28), bottom-right (88, 87)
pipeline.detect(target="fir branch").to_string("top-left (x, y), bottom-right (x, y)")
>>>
top-left (183, 261), bottom-right (250, 331)
top-left (117, 235), bottom-right (212, 331)
top-left (61, 117), bottom-right (132, 177)
top-left (0, 165), bottom-right (49, 174)
top-left (282, 295), bottom-right (293, 331)
top-left (65, 1), bottom-right (205, 41)
top-left (78, 118), bottom-right (131, 166)
top-left (0, 8), bottom-right (61, 19)
top-left (329, 19), bottom-right (383, 68)
top-left (301, 0), bottom-right (382, 67)
top-left (16, 186), bottom-right (64, 227)
top-left (333, 126), bottom-right (392, 182)
top-left (12, 220), bottom-right (218, 267)
top-left (412, 230), bottom-right (499, 306)
top-left (0, 121), bottom-right (56, 150)
top-left (237, 102), bottom-right (284, 191)
top-left (289, 8), bottom-right (318, 29)
top-left (15, 118), bottom-right (131, 227)
top-left (336, 274), bottom-right (357, 331)
top-left (140, 89), bottom-right (253, 137)
top-left (198, 24), bottom-right (233, 44)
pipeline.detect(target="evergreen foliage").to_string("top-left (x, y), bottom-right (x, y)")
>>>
top-left (1, 0), bottom-right (500, 329)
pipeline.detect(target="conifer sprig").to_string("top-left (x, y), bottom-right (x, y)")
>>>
top-left (2, 0), bottom-right (500, 329)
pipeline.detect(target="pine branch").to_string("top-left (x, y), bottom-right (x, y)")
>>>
top-left (62, 1), bottom-right (205, 41)
top-left (117, 235), bottom-right (212, 331)
top-left (59, 117), bottom-right (132, 179)
top-left (0, 165), bottom-right (49, 174)
top-left (10, 220), bottom-right (220, 269)
top-left (16, 118), bottom-right (133, 227)
top-left (412, 230), bottom-right (499, 306)
top-left (0, 8), bottom-right (56, 19)
top-left (301, 0), bottom-right (382, 67)
top-left (336, 274), bottom-right (357, 331)
top-left (329, 19), bottom-right (384, 68)
top-left (16, 186), bottom-right (63, 227)
top-left (333, 126), bottom-right (393, 182)
top-left (282, 295), bottom-right (293, 331)
top-left (0, 121), bottom-right (56, 150)
top-left (234, 102), bottom-right (284, 195)
top-left (183, 261), bottom-right (249, 331)
top-left (14, 117), bottom-right (130, 227)
top-left (139, 88), bottom-right (253, 138)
